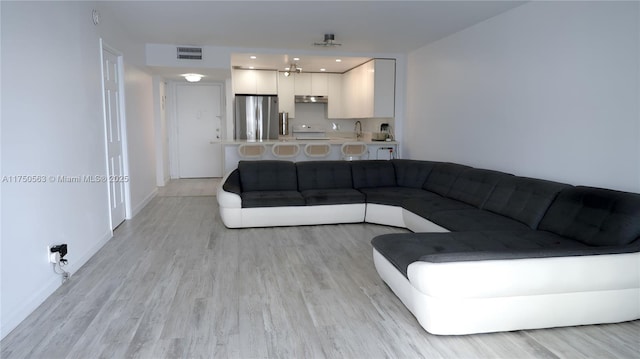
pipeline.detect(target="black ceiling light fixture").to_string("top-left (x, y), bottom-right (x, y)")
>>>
top-left (314, 33), bottom-right (342, 47)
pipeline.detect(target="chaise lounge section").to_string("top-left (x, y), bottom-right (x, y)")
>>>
top-left (217, 159), bottom-right (640, 335)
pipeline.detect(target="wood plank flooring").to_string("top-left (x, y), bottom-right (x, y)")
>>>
top-left (157, 178), bottom-right (220, 197)
top-left (2, 182), bottom-right (639, 358)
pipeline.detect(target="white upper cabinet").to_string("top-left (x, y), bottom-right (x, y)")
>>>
top-left (273, 59), bottom-right (395, 120)
top-left (233, 69), bottom-right (277, 95)
top-left (327, 74), bottom-right (342, 119)
top-left (372, 59), bottom-right (395, 118)
top-left (341, 59), bottom-right (395, 119)
top-left (256, 71), bottom-right (278, 94)
top-left (294, 73), bottom-right (328, 96)
top-left (294, 73), bottom-right (312, 95)
top-left (278, 72), bottom-right (295, 117)
top-left (311, 73), bottom-right (328, 96)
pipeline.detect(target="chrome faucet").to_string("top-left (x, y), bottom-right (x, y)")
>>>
top-left (354, 120), bottom-right (363, 140)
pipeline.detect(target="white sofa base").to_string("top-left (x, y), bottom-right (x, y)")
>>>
top-left (373, 248), bottom-right (640, 335)
top-left (365, 204), bottom-right (405, 228)
top-left (402, 209), bottom-right (450, 233)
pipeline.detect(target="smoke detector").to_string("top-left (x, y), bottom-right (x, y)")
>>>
top-left (314, 34), bottom-right (342, 47)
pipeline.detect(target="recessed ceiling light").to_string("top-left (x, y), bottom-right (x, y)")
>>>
top-left (250, 55), bottom-right (257, 59)
top-left (293, 57), bottom-right (300, 61)
top-left (335, 59), bottom-right (342, 62)
top-left (320, 68), bottom-right (326, 72)
top-left (248, 66), bottom-right (255, 69)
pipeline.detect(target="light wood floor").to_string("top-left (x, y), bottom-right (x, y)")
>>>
top-left (2, 180), bottom-right (639, 358)
top-left (157, 178), bottom-right (221, 197)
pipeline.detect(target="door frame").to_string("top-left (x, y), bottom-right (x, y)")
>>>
top-left (167, 81), bottom-right (226, 178)
top-left (99, 39), bottom-right (132, 229)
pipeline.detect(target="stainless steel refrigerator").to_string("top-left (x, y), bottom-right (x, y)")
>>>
top-left (234, 95), bottom-right (279, 140)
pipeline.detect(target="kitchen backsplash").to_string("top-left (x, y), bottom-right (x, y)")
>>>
top-left (289, 102), bottom-right (394, 138)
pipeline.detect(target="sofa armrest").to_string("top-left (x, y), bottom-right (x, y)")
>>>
top-left (218, 170), bottom-right (242, 208)
top-left (222, 169), bottom-right (241, 195)
top-left (407, 251), bottom-right (640, 299)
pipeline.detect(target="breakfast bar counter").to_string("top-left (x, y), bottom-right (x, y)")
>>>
top-left (222, 138), bottom-right (399, 174)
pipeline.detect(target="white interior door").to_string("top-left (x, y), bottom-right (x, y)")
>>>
top-left (176, 84), bottom-right (223, 178)
top-left (101, 46), bottom-right (127, 228)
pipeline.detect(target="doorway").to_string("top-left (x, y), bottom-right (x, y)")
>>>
top-left (175, 83), bottom-right (224, 178)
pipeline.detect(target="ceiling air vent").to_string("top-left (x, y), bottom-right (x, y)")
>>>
top-left (177, 47), bottom-right (202, 60)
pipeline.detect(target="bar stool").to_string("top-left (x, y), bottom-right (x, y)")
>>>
top-left (303, 143), bottom-right (332, 158)
top-left (237, 143), bottom-right (267, 159)
top-left (271, 143), bottom-right (300, 159)
top-left (340, 142), bottom-right (368, 161)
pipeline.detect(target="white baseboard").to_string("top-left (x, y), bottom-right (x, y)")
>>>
top-left (1, 229), bottom-right (113, 340)
top-left (129, 188), bottom-right (158, 219)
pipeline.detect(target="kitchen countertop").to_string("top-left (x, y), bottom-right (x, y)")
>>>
top-left (221, 137), bottom-right (399, 145)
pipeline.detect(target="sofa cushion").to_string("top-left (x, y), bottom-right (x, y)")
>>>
top-left (238, 161), bottom-right (298, 192)
top-left (446, 169), bottom-right (511, 208)
top-left (297, 161), bottom-right (353, 191)
top-left (301, 188), bottom-right (365, 205)
top-left (422, 162), bottom-right (471, 196)
top-left (402, 196), bottom-right (475, 218)
top-left (391, 159), bottom-right (436, 188)
top-left (241, 191), bottom-right (305, 208)
top-left (359, 187), bottom-right (439, 206)
top-left (483, 176), bottom-right (570, 229)
top-left (372, 230), bottom-right (608, 277)
top-left (428, 209), bottom-right (530, 232)
top-left (351, 160), bottom-right (396, 189)
top-left (538, 186), bottom-right (640, 246)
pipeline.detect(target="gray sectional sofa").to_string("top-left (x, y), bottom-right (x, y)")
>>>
top-left (217, 159), bottom-right (640, 335)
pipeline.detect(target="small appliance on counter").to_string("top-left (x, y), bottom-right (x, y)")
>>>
top-left (279, 112), bottom-right (289, 136)
top-left (372, 123), bottom-right (391, 141)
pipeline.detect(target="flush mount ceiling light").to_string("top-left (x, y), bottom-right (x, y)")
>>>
top-left (284, 63), bottom-right (302, 77)
top-left (183, 73), bottom-right (204, 82)
top-left (314, 33), bottom-right (342, 47)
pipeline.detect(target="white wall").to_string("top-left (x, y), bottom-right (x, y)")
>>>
top-left (1, 1), bottom-right (156, 338)
top-left (404, 1), bottom-right (640, 193)
top-left (124, 64), bottom-right (157, 215)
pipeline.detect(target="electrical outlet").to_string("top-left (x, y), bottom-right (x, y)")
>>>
top-left (48, 244), bottom-right (67, 264)
top-left (50, 251), bottom-right (60, 264)
top-left (48, 246), bottom-right (58, 263)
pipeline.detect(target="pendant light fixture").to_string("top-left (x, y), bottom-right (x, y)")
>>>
top-left (284, 63), bottom-right (302, 77)
top-left (314, 33), bottom-right (342, 47)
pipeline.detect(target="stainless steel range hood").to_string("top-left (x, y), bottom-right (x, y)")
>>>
top-left (295, 95), bottom-right (328, 104)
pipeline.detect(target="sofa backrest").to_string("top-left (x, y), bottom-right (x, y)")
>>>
top-left (351, 160), bottom-right (396, 189)
top-left (392, 159), bottom-right (436, 188)
top-left (297, 161), bottom-right (353, 191)
top-left (538, 186), bottom-right (640, 246)
top-left (422, 162), bottom-right (471, 196)
top-left (238, 160), bottom-right (298, 192)
top-left (483, 176), bottom-right (569, 229)
top-left (446, 169), bottom-right (512, 208)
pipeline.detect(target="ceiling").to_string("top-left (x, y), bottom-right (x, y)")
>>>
top-left (230, 53), bottom-right (371, 73)
top-left (103, 1), bottom-right (526, 80)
